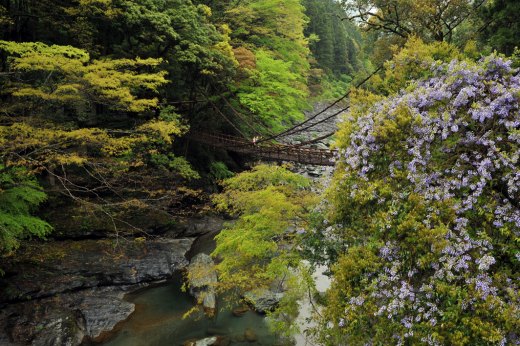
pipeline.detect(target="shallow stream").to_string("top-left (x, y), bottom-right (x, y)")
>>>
top-left (100, 277), bottom-right (277, 346)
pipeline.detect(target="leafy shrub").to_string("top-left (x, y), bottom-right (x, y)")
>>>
top-left (212, 164), bottom-right (315, 292)
top-left (209, 161), bottom-right (234, 181)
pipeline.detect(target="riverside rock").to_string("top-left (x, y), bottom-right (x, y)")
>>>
top-left (0, 238), bottom-right (194, 303)
top-left (183, 336), bottom-right (219, 346)
top-left (187, 253), bottom-right (218, 316)
top-left (79, 293), bottom-right (136, 339)
top-left (243, 288), bottom-right (284, 314)
top-left (3, 307), bottom-right (84, 346)
top-left (231, 305), bottom-right (249, 317)
top-left (244, 328), bottom-right (258, 342)
top-left (0, 286), bottom-right (137, 345)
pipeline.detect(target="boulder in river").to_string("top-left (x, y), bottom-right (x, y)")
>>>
top-left (243, 288), bottom-right (284, 314)
top-left (231, 305), bottom-right (249, 317)
top-left (79, 292), bottom-right (135, 339)
top-left (187, 253), bottom-right (218, 317)
top-left (0, 285), bottom-right (137, 345)
top-left (183, 336), bottom-right (220, 346)
top-left (4, 305), bottom-right (85, 346)
top-left (244, 328), bottom-right (258, 342)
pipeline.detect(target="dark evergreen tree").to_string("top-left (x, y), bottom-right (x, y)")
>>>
top-left (303, 0), bottom-right (362, 77)
top-left (479, 0), bottom-right (520, 56)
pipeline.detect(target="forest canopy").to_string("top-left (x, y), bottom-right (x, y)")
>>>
top-left (0, 0), bottom-right (356, 254)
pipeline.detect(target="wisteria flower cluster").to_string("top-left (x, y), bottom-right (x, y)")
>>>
top-left (323, 53), bottom-right (520, 345)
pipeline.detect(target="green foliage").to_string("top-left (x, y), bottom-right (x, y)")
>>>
top-left (0, 39), bottom-right (196, 184)
top-left (341, 0), bottom-right (477, 43)
top-left (317, 74), bottom-right (352, 101)
top-left (0, 4), bottom-right (12, 26)
top-left (226, 0), bottom-right (310, 76)
top-left (266, 262), bottom-right (316, 336)
top-left (0, 165), bottom-right (52, 254)
top-left (0, 113), bottom-right (191, 178)
top-left (113, 0), bottom-right (238, 75)
top-left (219, 0), bottom-right (312, 132)
top-left (236, 50), bottom-right (308, 131)
top-left (149, 153), bottom-right (199, 180)
top-left (1, 0), bottom-right (239, 116)
top-left (339, 0), bottom-right (483, 68)
top-left (209, 161), bottom-right (234, 181)
top-left (0, 40), bottom-right (90, 61)
top-left (0, 0), bottom-right (366, 279)
top-left (304, 0), bottom-right (363, 77)
top-left (0, 0), bottom-right (350, 253)
top-left (479, 0), bottom-right (520, 56)
top-left (363, 37), bottom-right (464, 96)
top-left (212, 164), bottom-right (315, 293)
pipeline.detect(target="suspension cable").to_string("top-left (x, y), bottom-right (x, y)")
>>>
top-left (256, 65), bottom-right (382, 143)
top-left (220, 94), bottom-right (272, 136)
top-left (291, 130), bottom-right (336, 147)
top-left (205, 85), bottom-right (272, 138)
top-left (281, 104), bottom-right (350, 138)
top-left (208, 99), bottom-right (250, 139)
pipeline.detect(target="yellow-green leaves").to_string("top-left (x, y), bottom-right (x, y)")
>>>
top-left (0, 40), bottom-right (167, 112)
top-left (0, 41), bottom-right (90, 62)
top-left (137, 121), bottom-right (179, 145)
top-left (83, 58), bottom-right (167, 112)
top-left (0, 111), bottom-right (189, 169)
top-left (212, 165), bottom-right (315, 292)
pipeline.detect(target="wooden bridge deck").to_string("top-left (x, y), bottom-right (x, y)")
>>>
top-left (190, 132), bottom-right (336, 166)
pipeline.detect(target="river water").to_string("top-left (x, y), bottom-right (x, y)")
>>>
top-left (100, 276), bottom-right (277, 346)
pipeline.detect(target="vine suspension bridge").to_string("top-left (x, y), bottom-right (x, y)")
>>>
top-left (189, 67), bottom-right (381, 166)
top-left (190, 131), bottom-right (336, 166)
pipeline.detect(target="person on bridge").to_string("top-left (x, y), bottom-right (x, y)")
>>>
top-left (252, 136), bottom-right (261, 145)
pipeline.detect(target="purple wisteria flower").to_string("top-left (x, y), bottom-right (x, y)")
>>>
top-left (336, 54), bottom-right (520, 344)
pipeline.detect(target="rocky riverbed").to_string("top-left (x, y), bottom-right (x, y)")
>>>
top-left (280, 102), bottom-right (342, 180)
top-left (0, 238), bottom-right (194, 345)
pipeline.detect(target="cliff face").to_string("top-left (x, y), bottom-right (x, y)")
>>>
top-left (1, 238), bottom-right (195, 304)
top-left (0, 236), bottom-right (196, 345)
